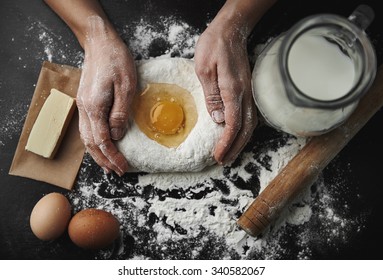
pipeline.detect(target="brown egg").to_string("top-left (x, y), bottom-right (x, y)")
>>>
top-left (68, 208), bottom-right (120, 250)
top-left (30, 192), bottom-right (71, 241)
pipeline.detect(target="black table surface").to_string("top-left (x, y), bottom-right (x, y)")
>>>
top-left (1, 0), bottom-right (382, 260)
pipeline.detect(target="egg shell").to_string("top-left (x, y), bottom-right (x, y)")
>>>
top-left (68, 208), bottom-right (120, 250)
top-left (30, 192), bottom-right (71, 241)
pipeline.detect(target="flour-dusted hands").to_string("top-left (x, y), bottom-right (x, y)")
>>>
top-left (194, 16), bottom-right (257, 165)
top-left (43, 0), bottom-right (274, 172)
top-left (77, 16), bottom-right (137, 176)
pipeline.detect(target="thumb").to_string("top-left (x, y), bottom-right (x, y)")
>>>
top-left (109, 82), bottom-right (134, 140)
top-left (205, 85), bottom-right (225, 124)
top-left (196, 71), bottom-right (225, 124)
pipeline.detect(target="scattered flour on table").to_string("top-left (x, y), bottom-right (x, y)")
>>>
top-left (3, 15), bottom-right (365, 259)
top-left (19, 16), bottom-right (198, 69)
top-left (0, 103), bottom-right (28, 147)
top-left (121, 16), bottom-right (200, 59)
top-left (25, 20), bottom-right (84, 67)
top-left (69, 129), bottom-right (363, 260)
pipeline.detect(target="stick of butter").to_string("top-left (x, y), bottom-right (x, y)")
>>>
top-left (25, 88), bottom-right (76, 159)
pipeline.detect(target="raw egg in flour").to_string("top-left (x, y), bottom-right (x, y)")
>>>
top-left (134, 83), bottom-right (197, 147)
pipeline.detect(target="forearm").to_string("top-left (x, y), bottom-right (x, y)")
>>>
top-left (213, 0), bottom-right (277, 36)
top-left (43, 0), bottom-right (118, 48)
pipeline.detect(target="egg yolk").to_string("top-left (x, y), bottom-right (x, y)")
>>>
top-left (150, 101), bottom-right (184, 135)
top-left (133, 83), bottom-right (198, 148)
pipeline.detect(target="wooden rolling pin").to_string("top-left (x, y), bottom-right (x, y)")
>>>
top-left (237, 65), bottom-right (383, 237)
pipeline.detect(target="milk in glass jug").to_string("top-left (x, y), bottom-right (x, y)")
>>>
top-left (252, 5), bottom-right (377, 136)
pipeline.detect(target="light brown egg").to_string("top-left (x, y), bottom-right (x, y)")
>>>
top-left (68, 208), bottom-right (120, 250)
top-left (29, 192), bottom-right (71, 241)
top-left (134, 83), bottom-right (198, 148)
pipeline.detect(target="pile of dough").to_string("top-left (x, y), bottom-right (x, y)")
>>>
top-left (116, 57), bottom-right (224, 173)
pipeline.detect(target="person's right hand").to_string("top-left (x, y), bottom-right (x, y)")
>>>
top-left (194, 18), bottom-right (257, 166)
top-left (77, 17), bottom-right (137, 176)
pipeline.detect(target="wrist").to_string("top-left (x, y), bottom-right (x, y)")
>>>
top-left (214, 0), bottom-right (276, 37)
top-left (80, 15), bottom-right (120, 50)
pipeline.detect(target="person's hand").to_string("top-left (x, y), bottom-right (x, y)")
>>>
top-left (77, 17), bottom-right (137, 176)
top-left (194, 19), bottom-right (257, 165)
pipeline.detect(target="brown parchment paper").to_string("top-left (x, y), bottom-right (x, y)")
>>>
top-left (9, 61), bottom-right (85, 190)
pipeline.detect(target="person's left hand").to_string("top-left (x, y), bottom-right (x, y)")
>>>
top-left (194, 19), bottom-right (258, 165)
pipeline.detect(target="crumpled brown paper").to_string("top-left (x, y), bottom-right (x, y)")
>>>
top-left (9, 61), bottom-right (85, 190)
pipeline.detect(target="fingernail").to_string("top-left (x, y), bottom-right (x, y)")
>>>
top-left (111, 128), bottom-right (124, 140)
top-left (214, 153), bottom-right (224, 166)
top-left (212, 110), bottom-right (225, 123)
top-left (222, 158), bottom-right (234, 166)
top-left (222, 155), bottom-right (237, 166)
top-left (116, 169), bottom-right (125, 177)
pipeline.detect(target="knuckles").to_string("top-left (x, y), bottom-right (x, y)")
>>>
top-left (195, 62), bottom-right (215, 81)
top-left (109, 111), bottom-right (129, 126)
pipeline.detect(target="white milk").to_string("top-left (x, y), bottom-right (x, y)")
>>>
top-left (287, 35), bottom-right (355, 101)
top-left (252, 35), bottom-right (358, 136)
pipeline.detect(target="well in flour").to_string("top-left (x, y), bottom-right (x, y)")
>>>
top-left (117, 57), bottom-right (224, 173)
top-left (133, 83), bottom-right (198, 148)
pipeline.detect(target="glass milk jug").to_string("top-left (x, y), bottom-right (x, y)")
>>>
top-left (252, 5), bottom-right (377, 136)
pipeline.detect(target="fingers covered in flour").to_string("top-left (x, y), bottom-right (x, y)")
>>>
top-left (214, 65), bottom-right (257, 165)
top-left (92, 126), bottom-right (129, 177)
top-left (194, 11), bottom-right (258, 165)
top-left (77, 100), bottom-right (112, 174)
top-left (109, 66), bottom-right (136, 141)
top-left (221, 88), bottom-right (257, 165)
top-left (77, 73), bottom-right (129, 176)
top-left (76, 21), bottom-right (136, 176)
top-left (195, 58), bottom-right (225, 124)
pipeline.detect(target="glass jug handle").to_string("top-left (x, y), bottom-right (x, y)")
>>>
top-left (348, 4), bottom-right (374, 31)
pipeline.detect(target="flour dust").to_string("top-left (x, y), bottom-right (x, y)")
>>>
top-left (26, 20), bottom-right (84, 67)
top-left (121, 16), bottom-right (200, 60)
top-left (0, 103), bottom-right (28, 148)
top-left (2, 14), bottom-right (365, 260)
top-left (68, 124), bottom-right (363, 260)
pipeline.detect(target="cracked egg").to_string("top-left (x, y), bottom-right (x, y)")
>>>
top-left (133, 83), bottom-right (198, 148)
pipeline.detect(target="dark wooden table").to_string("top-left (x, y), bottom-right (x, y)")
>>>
top-left (1, 0), bottom-right (382, 260)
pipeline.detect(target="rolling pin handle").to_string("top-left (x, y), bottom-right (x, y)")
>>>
top-left (237, 197), bottom-right (272, 237)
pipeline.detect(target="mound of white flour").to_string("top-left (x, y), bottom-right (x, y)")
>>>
top-left (117, 57), bottom-right (224, 172)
